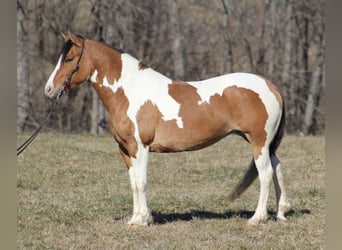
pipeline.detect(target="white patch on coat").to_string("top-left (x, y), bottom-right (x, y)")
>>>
top-left (91, 54), bottom-right (184, 129)
top-left (90, 69), bottom-right (98, 83)
top-left (188, 73), bottom-right (269, 105)
top-left (120, 54), bottom-right (183, 129)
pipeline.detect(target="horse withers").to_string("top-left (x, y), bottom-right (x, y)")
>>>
top-left (45, 32), bottom-right (290, 227)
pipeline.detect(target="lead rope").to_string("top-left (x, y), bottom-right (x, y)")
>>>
top-left (17, 87), bottom-right (66, 156)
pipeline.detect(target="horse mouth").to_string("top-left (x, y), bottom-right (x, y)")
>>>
top-left (45, 85), bottom-right (65, 99)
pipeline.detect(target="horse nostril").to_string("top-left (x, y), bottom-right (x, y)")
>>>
top-left (45, 86), bottom-right (54, 97)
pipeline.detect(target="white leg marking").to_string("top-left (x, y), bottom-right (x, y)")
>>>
top-left (128, 167), bottom-right (139, 223)
top-left (248, 148), bottom-right (273, 226)
top-left (271, 154), bottom-right (291, 220)
top-left (128, 145), bottom-right (150, 226)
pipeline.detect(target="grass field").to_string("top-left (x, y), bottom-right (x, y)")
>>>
top-left (17, 133), bottom-right (324, 249)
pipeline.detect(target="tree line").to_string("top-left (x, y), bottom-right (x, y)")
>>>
top-left (17, 0), bottom-right (325, 135)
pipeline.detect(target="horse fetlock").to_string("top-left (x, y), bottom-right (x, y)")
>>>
top-left (277, 200), bottom-right (291, 220)
top-left (280, 200), bottom-right (291, 212)
top-left (276, 214), bottom-right (287, 221)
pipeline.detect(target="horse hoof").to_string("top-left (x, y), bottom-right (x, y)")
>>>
top-left (128, 224), bottom-right (140, 229)
top-left (277, 215), bottom-right (288, 221)
top-left (246, 220), bottom-right (259, 228)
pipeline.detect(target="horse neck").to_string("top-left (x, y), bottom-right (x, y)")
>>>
top-left (89, 38), bottom-right (171, 87)
top-left (88, 41), bottom-right (143, 113)
top-left (88, 40), bottom-right (123, 84)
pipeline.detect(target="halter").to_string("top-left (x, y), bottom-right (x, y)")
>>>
top-left (17, 36), bottom-right (85, 156)
top-left (57, 35), bottom-right (85, 99)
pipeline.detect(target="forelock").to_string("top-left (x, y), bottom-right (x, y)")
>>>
top-left (60, 39), bottom-right (73, 61)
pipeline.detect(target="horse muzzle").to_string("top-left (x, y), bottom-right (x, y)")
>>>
top-left (45, 84), bottom-right (67, 100)
top-left (45, 84), bottom-right (57, 99)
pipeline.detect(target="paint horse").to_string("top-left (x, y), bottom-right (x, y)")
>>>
top-left (45, 33), bottom-right (290, 227)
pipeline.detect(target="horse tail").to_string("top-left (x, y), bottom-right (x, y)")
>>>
top-left (228, 159), bottom-right (258, 201)
top-left (270, 99), bottom-right (286, 156)
top-left (228, 98), bottom-right (286, 202)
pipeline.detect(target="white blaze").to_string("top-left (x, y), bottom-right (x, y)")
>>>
top-left (45, 55), bottom-right (63, 97)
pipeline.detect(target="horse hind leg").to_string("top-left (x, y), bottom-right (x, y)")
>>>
top-left (271, 154), bottom-right (291, 221)
top-left (247, 145), bottom-right (274, 227)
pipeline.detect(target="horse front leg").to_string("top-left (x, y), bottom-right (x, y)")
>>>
top-left (127, 144), bottom-right (150, 227)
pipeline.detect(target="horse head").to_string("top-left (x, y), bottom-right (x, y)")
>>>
top-left (45, 32), bottom-right (90, 99)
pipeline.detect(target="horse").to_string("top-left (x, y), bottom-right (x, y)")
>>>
top-left (45, 32), bottom-right (290, 227)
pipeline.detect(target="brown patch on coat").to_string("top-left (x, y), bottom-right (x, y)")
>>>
top-left (219, 86), bottom-right (268, 159)
top-left (119, 144), bottom-right (132, 169)
top-left (145, 81), bottom-right (268, 159)
top-left (92, 84), bottom-right (138, 162)
top-left (88, 40), bottom-right (122, 85)
top-left (136, 101), bottom-right (162, 146)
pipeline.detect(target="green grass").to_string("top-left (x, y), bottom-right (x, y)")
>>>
top-left (17, 133), bottom-right (325, 249)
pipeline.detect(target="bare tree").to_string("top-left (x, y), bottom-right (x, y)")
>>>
top-left (17, 0), bottom-right (30, 132)
top-left (168, 0), bottom-right (185, 79)
top-left (281, 0), bottom-right (294, 112)
top-left (302, 2), bottom-right (325, 134)
top-left (266, 0), bottom-right (276, 77)
top-left (221, 0), bottom-right (234, 73)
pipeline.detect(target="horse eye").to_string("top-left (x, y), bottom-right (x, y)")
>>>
top-left (65, 58), bottom-right (74, 63)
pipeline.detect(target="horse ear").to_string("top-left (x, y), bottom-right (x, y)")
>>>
top-left (67, 32), bottom-right (83, 47)
top-left (61, 31), bottom-right (70, 41)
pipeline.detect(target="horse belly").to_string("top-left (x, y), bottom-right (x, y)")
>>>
top-left (150, 116), bottom-right (231, 153)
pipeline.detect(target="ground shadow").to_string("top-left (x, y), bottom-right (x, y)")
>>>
top-left (284, 209), bottom-right (311, 218)
top-left (152, 209), bottom-right (310, 225)
top-left (152, 210), bottom-right (254, 224)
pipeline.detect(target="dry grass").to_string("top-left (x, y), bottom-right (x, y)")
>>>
top-left (17, 133), bottom-right (325, 249)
